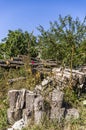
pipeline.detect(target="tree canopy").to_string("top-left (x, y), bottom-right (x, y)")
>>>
top-left (37, 15), bottom-right (86, 67)
top-left (0, 29), bottom-right (38, 58)
top-left (0, 15), bottom-right (86, 67)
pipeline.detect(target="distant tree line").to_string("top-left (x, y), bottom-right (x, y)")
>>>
top-left (0, 15), bottom-right (86, 67)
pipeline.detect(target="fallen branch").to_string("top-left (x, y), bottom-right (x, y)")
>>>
top-left (8, 77), bottom-right (26, 84)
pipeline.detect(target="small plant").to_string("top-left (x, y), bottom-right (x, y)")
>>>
top-left (0, 90), bottom-right (8, 129)
top-left (63, 87), bottom-right (79, 108)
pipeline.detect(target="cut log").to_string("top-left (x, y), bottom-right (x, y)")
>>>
top-left (0, 59), bottom-right (24, 69)
top-left (9, 60), bottom-right (24, 65)
top-left (8, 77), bottom-right (26, 84)
top-left (31, 57), bottom-right (40, 62)
top-left (65, 69), bottom-right (85, 75)
top-left (0, 60), bottom-right (6, 64)
top-left (33, 67), bottom-right (52, 72)
top-left (43, 63), bottom-right (57, 67)
top-left (0, 64), bottom-right (23, 69)
top-left (11, 57), bottom-right (23, 61)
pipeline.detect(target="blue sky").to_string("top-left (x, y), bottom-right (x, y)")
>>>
top-left (0, 0), bottom-right (86, 41)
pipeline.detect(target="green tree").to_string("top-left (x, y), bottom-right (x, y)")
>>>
top-left (37, 15), bottom-right (86, 67)
top-left (0, 43), bottom-right (6, 59)
top-left (2, 29), bottom-right (38, 58)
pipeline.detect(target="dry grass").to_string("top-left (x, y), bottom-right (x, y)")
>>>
top-left (0, 58), bottom-right (86, 130)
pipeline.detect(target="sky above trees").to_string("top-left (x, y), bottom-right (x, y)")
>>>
top-left (0, 0), bottom-right (86, 41)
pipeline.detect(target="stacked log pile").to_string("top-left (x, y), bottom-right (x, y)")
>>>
top-left (30, 58), bottom-right (57, 73)
top-left (0, 56), bottom-right (57, 72)
top-left (52, 67), bottom-right (86, 96)
top-left (0, 57), bottom-right (24, 69)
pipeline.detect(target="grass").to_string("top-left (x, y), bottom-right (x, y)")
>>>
top-left (0, 96), bottom-right (8, 130)
top-left (0, 61), bottom-right (42, 129)
top-left (0, 59), bottom-right (86, 130)
top-left (22, 116), bottom-right (86, 130)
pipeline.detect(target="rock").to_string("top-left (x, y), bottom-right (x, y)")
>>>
top-left (16, 89), bottom-right (26, 109)
top-left (7, 67), bottom-right (85, 129)
top-left (50, 108), bottom-right (65, 122)
top-left (34, 85), bottom-right (42, 93)
top-left (8, 90), bottom-right (19, 109)
top-left (12, 118), bottom-right (25, 130)
top-left (51, 88), bottom-right (64, 108)
top-left (7, 128), bottom-right (13, 130)
top-left (41, 77), bottom-right (52, 86)
top-left (50, 88), bottom-right (65, 121)
top-left (7, 108), bottom-right (22, 124)
top-left (8, 89), bottom-right (26, 110)
top-left (23, 108), bottom-right (33, 125)
top-left (26, 90), bottom-right (35, 109)
top-left (34, 95), bottom-right (44, 124)
top-left (7, 89), bottom-right (26, 124)
top-left (7, 108), bottom-right (15, 124)
top-left (7, 119), bottom-right (25, 130)
top-left (41, 79), bottom-right (49, 86)
top-left (35, 85), bottom-right (42, 91)
top-left (22, 90), bottom-right (37, 125)
top-left (65, 108), bottom-right (79, 120)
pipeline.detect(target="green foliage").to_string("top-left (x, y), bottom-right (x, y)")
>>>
top-left (0, 65), bottom-right (41, 129)
top-left (0, 15), bottom-right (86, 67)
top-left (0, 98), bottom-right (8, 130)
top-left (0, 15), bottom-right (86, 130)
top-left (22, 117), bottom-right (86, 130)
top-left (1, 29), bottom-right (38, 58)
top-left (0, 43), bottom-right (6, 59)
top-left (37, 15), bottom-right (86, 67)
top-left (63, 87), bottom-right (78, 107)
top-left (0, 108), bottom-right (7, 129)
